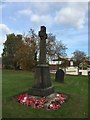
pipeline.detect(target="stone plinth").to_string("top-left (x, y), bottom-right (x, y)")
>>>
top-left (30, 64), bottom-right (54, 96)
top-left (30, 86), bottom-right (54, 96)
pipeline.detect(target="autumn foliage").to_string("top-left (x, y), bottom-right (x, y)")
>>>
top-left (2, 29), bottom-right (67, 70)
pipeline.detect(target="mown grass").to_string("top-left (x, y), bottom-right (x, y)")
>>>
top-left (2, 70), bottom-right (88, 118)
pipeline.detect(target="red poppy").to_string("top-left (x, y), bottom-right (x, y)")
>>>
top-left (16, 93), bottom-right (67, 110)
top-left (26, 98), bottom-right (31, 106)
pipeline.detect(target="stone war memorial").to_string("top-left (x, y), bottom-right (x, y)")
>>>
top-left (30, 26), bottom-right (54, 96)
top-left (16, 26), bottom-right (68, 110)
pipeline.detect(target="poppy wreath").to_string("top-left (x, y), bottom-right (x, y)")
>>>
top-left (16, 93), bottom-right (66, 110)
top-left (47, 94), bottom-right (66, 110)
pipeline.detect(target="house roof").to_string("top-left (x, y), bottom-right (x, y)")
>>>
top-left (53, 57), bottom-right (68, 61)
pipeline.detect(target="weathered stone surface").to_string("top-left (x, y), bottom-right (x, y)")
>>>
top-left (88, 71), bottom-right (90, 77)
top-left (55, 69), bottom-right (65, 83)
top-left (30, 86), bottom-right (54, 96)
top-left (34, 64), bottom-right (52, 88)
top-left (39, 26), bottom-right (47, 64)
top-left (30, 26), bottom-right (54, 96)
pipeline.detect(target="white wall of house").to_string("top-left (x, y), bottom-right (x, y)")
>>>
top-left (49, 61), bottom-right (61, 65)
top-left (49, 58), bottom-right (90, 76)
top-left (50, 67), bottom-right (89, 76)
top-left (66, 67), bottom-right (78, 75)
top-left (79, 70), bottom-right (88, 76)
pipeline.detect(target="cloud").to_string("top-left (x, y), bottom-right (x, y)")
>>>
top-left (18, 7), bottom-right (54, 27)
top-left (9, 17), bottom-right (16, 21)
top-left (0, 45), bottom-right (3, 56)
top-left (0, 39), bottom-right (6, 45)
top-left (30, 14), bottom-right (54, 27)
top-left (0, 24), bottom-right (11, 48)
top-left (18, 9), bottom-right (32, 16)
top-left (30, 2), bottom-right (51, 15)
top-left (0, 36), bottom-right (6, 56)
top-left (55, 4), bottom-right (87, 29)
top-left (0, 24), bottom-right (11, 34)
top-left (17, 2), bottom-right (87, 30)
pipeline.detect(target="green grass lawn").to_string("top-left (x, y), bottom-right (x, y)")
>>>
top-left (2, 70), bottom-right (88, 118)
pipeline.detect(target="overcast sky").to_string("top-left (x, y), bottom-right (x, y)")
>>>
top-left (0, 0), bottom-right (89, 58)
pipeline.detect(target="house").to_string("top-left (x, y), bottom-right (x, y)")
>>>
top-left (49, 57), bottom-right (90, 76)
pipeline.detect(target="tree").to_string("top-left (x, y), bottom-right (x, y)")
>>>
top-left (46, 33), bottom-right (56, 62)
top-left (46, 33), bottom-right (67, 62)
top-left (23, 30), bottom-right (67, 64)
top-left (2, 30), bottom-right (38, 70)
top-left (2, 33), bottom-right (23, 69)
top-left (55, 40), bottom-right (67, 59)
top-left (72, 50), bottom-right (87, 70)
top-left (59, 59), bottom-right (69, 68)
top-left (2, 28), bottom-right (67, 70)
top-left (16, 34), bottom-right (37, 70)
top-left (72, 50), bottom-right (87, 64)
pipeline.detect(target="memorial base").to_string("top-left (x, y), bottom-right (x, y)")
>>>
top-left (30, 86), bottom-right (54, 96)
top-left (30, 64), bottom-right (54, 96)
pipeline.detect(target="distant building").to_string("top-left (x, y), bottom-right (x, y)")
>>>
top-left (49, 57), bottom-right (90, 76)
top-left (49, 56), bottom-right (68, 73)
